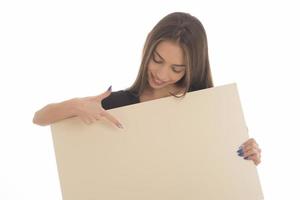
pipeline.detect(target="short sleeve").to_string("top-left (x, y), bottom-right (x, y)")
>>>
top-left (101, 90), bottom-right (140, 110)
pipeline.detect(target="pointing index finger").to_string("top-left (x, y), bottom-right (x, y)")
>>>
top-left (102, 110), bottom-right (124, 129)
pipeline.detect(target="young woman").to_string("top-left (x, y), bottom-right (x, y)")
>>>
top-left (33, 12), bottom-right (261, 165)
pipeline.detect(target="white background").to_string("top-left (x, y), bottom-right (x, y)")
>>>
top-left (1, 0), bottom-right (299, 199)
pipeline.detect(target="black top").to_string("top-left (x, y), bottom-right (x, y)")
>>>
top-left (101, 90), bottom-right (140, 110)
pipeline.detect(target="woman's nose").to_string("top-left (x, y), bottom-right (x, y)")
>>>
top-left (156, 66), bottom-right (170, 81)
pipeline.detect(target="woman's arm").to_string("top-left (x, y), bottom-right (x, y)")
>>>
top-left (32, 98), bottom-right (79, 126)
top-left (32, 87), bottom-right (123, 128)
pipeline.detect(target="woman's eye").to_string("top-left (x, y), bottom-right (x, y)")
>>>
top-left (172, 68), bottom-right (184, 73)
top-left (152, 55), bottom-right (163, 63)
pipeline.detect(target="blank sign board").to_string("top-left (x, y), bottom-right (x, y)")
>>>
top-left (50, 83), bottom-right (264, 200)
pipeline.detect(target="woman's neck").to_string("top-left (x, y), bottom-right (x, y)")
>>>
top-left (139, 85), bottom-right (183, 102)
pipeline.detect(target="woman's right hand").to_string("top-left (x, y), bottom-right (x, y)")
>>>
top-left (74, 86), bottom-right (123, 128)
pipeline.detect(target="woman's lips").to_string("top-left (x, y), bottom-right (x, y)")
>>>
top-left (151, 73), bottom-right (165, 85)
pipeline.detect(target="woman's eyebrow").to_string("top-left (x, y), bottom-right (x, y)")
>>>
top-left (154, 50), bottom-right (186, 67)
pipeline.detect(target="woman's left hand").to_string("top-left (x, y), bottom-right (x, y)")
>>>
top-left (237, 138), bottom-right (262, 166)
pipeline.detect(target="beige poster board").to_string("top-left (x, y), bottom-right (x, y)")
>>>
top-left (50, 83), bottom-right (264, 200)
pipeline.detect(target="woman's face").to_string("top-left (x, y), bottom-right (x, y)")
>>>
top-left (147, 40), bottom-right (187, 91)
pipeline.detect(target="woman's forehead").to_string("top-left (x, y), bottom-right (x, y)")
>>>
top-left (155, 40), bottom-right (186, 64)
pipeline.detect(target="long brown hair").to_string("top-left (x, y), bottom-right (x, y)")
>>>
top-left (126, 12), bottom-right (213, 98)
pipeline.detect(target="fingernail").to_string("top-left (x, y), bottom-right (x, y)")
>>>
top-left (107, 85), bottom-right (112, 91)
top-left (237, 149), bottom-right (244, 153)
top-left (238, 152), bottom-right (244, 157)
top-left (117, 123), bottom-right (124, 129)
top-left (244, 156), bottom-right (249, 160)
top-left (237, 145), bottom-right (244, 152)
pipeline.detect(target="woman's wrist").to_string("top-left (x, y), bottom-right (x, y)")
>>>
top-left (66, 98), bottom-right (81, 116)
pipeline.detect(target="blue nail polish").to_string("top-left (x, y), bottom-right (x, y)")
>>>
top-left (238, 152), bottom-right (244, 157)
top-left (237, 149), bottom-right (244, 153)
top-left (244, 156), bottom-right (249, 160)
top-left (118, 123), bottom-right (124, 129)
top-left (107, 85), bottom-right (112, 91)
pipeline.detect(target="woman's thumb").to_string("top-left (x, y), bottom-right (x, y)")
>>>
top-left (97, 85), bottom-right (112, 101)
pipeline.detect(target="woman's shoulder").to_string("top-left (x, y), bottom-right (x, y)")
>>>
top-left (101, 90), bottom-right (140, 110)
